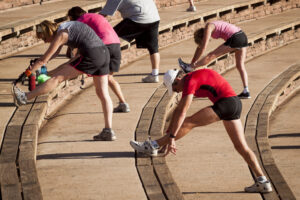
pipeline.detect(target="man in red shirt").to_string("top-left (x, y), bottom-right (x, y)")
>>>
top-left (130, 68), bottom-right (272, 193)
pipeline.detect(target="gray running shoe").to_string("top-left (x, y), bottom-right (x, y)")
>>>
top-left (178, 58), bottom-right (193, 73)
top-left (93, 128), bottom-right (116, 141)
top-left (12, 85), bottom-right (27, 106)
top-left (186, 5), bottom-right (196, 12)
top-left (113, 102), bottom-right (130, 113)
top-left (130, 139), bottom-right (159, 156)
top-left (245, 180), bottom-right (272, 193)
top-left (142, 74), bottom-right (159, 83)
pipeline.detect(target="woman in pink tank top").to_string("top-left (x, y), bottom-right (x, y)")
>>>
top-left (179, 20), bottom-right (250, 99)
top-left (67, 6), bottom-right (130, 114)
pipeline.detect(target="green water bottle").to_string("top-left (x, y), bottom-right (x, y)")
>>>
top-left (37, 74), bottom-right (51, 84)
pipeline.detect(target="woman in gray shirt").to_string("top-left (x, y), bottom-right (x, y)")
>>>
top-left (12, 20), bottom-right (116, 141)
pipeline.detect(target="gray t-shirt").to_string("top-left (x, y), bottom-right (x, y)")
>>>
top-left (58, 21), bottom-right (104, 50)
top-left (101, 0), bottom-right (160, 24)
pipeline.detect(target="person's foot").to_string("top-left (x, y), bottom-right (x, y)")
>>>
top-left (12, 85), bottom-right (27, 107)
top-left (113, 102), bottom-right (130, 113)
top-left (237, 91), bottom-right (251, 99)
top-left (130, 139), bottom-right (159, 156)
top-left (178, 58), bottom-right (193, 73)
top-left (93, 128), bottom-right (116, 141)
top-left (245, 180), bottom-right (272, 193)
top-left (186, 5), bottom-right (196, 12)
top-left (142, 74), bottom-right (159, 83)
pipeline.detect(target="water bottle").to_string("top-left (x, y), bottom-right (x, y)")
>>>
top-left (29, 73), bottom-right (36, 91)
top-left (41, 65), bottom-right (47, 75)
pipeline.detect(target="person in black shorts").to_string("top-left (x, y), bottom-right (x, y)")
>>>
top-left (12, 20), bottom-right (117, 141)
top-left (130, 68), bottom-right (273, 193)
top-left (101, 0), bottom-right (161, 83)
top-left (178, 20), bottom-right (251, 99)
top-left (67, 6), bottom-right (130, 113)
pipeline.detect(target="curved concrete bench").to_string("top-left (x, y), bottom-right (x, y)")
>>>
top-left (0, 2), bottom-right (300, 199)
top-left (1, 0), bottom-right (299, 60)
top-left (244, 63), bottom-right (300, 200)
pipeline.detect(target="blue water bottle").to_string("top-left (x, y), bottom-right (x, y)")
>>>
top-left (41, 65), bottom-right (47, 75)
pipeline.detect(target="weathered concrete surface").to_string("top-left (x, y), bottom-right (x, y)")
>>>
top-left (269, 90), bottom-right (300, 199)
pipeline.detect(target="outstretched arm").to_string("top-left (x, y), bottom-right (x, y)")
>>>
top-left (165, 94), bottom-right (193, 155)
top-left (190, 23), bottom-right (215, 67)
top-left (30, 30), bottom-right (68, 72)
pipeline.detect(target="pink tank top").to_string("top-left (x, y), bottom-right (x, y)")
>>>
top-left (211, 21), bottom-right (241, 41)
top-left (78, 13), bottom-right (120, 45)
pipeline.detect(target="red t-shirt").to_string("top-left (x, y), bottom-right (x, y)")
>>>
top-left (182, 69), bottom-right (236, 103)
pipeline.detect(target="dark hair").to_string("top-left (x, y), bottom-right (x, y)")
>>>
top-left (68, 6), bottom-right (87, 20)
top-left (194, 28), bottom-right (204, 45)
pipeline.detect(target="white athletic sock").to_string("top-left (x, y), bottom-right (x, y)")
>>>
top-left (257, 176), bottom-right (267, 182)
top-left (243, 86), bottom-right (249, 93)
top-left (151, 140), bottom-right (159, 149)
top-left (152, 69), bottom-right (159, 76)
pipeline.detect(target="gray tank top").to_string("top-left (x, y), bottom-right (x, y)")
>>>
top-left (58, 21), bottom-right (104, 49)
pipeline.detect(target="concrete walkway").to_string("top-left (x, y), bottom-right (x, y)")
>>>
top-left (269, 90), bottom-right (300, 199)
top-left (36, 24), bottom-right (300, 200)
top-left (0, 0), bottom-right (299, 199)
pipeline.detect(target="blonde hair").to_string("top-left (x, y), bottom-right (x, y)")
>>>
top-left (194, 28), bottom-right (204, 45)
top-left (36, 20), bottom-right (58, 40)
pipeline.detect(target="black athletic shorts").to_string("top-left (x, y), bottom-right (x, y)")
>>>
top-left (70, 46), bottom-right (110, 76)
top-left (211, 96), bottom-right (242, 120)
top-left (224, 31), bottom-right (248, 49)
top-left (114, 18), bottom-right (159, 55)
top-left (106, 43), bottom-right (121, 73)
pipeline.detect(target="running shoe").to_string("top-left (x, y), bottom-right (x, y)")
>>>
top-left (142, 74), bottom-right (159, 83)
top-left (114, 102), bottom-right (130, 113)
top-left (130, 139), bottom-right (159, 156)
top-left (245, 180), bottom-right (272, 193)
top-left (12, 85), bottom-right (27, 106)
top-left (238, 91), bottom-right (251, 99)
top-left (93, 128), bottom-right (116, 141)
top-left (178, 58), bottom-right (193, 73)
top-left (186, 5), bottom-right (196, 12)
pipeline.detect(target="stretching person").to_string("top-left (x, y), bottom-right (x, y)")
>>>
top-left (130, 68), bottom-right (272, 193)
top-left (67, 6), bottom-right (130, 113)
top-left (101, 0), bottom-right (161, 83)
top-left (12, 20), bottom-right (116, 141)
top-left (179, 20), bottom-right (250, 99)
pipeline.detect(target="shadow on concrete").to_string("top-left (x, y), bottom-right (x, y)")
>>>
top-left (37, 151), bottom-right (134, 160)
top-left (114, 72), bottom-right (165, 77)
top-left (45, 111), bottom-right (103, 120)
top-left (182, 191), bottom-right (246, 194)
top-left (271, 145), bottom-right (300, 149)
top-left (269, 133), bottom-right (300, 138)
top-left (0, 102), bottom-right (15, 107)
top-left (0, 78), bottom-right (15, 82)
top-left (9, 54), bottom-right (66, 58)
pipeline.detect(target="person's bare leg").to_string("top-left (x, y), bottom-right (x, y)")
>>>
top-left (108, 73), bottom-right (126, 103)
top-left (188, 0), bottom-right (194, 7)
top-left (93, 75), bottom-right (113, 129)
top-left (26, 64), bottom-right (82, 100)
top-left (150, 52), bottom-right (160, 71)
top-left (223, 119), bottom-right (264, 177)
top-left (235, 47), bottom-right (248, 88)
top-left (195, 44), bottom-right (233, 68)
top-left (156, 106), bottom-right (220, 146)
